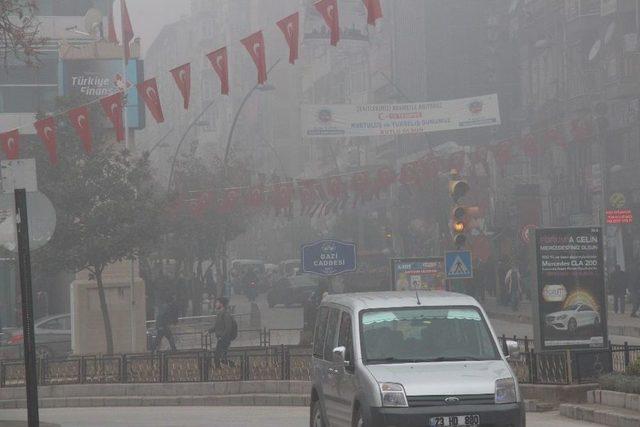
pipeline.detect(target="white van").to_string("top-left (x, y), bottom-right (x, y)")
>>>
top-left (310, 291), bottom-right (525, 427)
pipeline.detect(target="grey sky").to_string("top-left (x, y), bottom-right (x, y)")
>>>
top-left (117, 0), bottom-right (190, 55)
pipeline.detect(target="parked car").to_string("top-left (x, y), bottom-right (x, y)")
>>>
top-left (279, 259), bottom-right (301, 278)
top-left (310, 291), bottom-right (525, 427)
top-left (3, 313), bottom-right (72, 359)
top-left (267, 273), bottom-right (319, 308)
top-left (545, 303), bottom-right (600, 332)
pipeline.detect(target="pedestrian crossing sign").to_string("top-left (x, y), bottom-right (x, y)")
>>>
top-left (445, 250), bottom-right (473, 279)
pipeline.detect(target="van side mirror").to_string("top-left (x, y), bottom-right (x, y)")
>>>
top-left (505, 340), bottom-right (520, 359)
top-left (333, 346), bottom-right (347, 365)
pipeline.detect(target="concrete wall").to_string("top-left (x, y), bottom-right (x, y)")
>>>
top-left (70, 277), bottom-right (146, 355)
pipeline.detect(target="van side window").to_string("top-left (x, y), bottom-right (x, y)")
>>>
top-left (313, 306), bottom-right (330, 358)
top-left (337, 312), bottom-right (353, 364)
top-left (323, 308), bottom-right (341, 360)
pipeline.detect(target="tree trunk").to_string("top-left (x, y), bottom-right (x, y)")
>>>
top-left (95, 268), bottom-right (114, 355)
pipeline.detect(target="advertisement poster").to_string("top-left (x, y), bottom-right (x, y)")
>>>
top-left (301, 94), bottom-right (500, 139)
top-left (59, 59), bottom-right (145, 129)
top-left (534, 227), bottom-right (607, 350)
top-left (391, 258), bottom-right (445, 291)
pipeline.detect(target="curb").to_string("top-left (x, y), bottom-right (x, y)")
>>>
top-left (0, 393), bottom-right (311, 409)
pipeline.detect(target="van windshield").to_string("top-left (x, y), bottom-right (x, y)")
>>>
top-left (360, 306), bottom-right (500, 364)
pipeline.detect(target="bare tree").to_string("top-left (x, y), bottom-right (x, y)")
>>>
top-left (0, 0), bottom-right (46, 66)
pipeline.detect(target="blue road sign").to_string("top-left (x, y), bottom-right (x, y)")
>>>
top-left (445, 250), bottom-right (473, 279)
top-left (302, 239), bottom-right (357, 276)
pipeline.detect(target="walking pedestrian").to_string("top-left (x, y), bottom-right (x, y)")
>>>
top-left (152, 294), bottom-right (178, 352)
top-left (631, 272), bottom-right (640, 318)
top-left (505, 263), bottom-right (522, 312)
top-left (211, 297), bottom-right (237, 368)
top-left (610, 264), bottom-right (627, 314)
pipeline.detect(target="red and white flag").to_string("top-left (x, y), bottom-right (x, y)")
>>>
top-left (277, 12), bottom-right (299, 64)
top-left (34, 117), bottom-right (58, 165)
top-left (0, 129), bottom-right (19, 160)
top-left (170, 63), bottom-right (191, 110)
top-left (68, 106), bottom-right (93, 154)
top-left (206, 47), bottom-right (229, 95)
top-left (241, 31), bottom-right (267, 85)
top-left (100, 91), bottom-right (125, 142)
top-left (108, 6), bottom-right (119, 44)
top-left (137, 78), bottom-right (165, 124)
top-left (315, 0), bottom-right (340, 46)
top-left (121, 0), bottom-right (134, 63)
top-left (245, 185), bottom-right (265, 209)
top-left (218, 188), bottom-right (243, 214)
top-left (364, 0), bottom-right (383, 25)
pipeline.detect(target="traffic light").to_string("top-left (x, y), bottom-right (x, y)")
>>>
top-left (449, 170), bottom-right (475, 249)
top-left (384, 226), bottom-right (393, 241)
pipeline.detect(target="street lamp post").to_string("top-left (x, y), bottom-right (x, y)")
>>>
top-left (216, 59), bottom-right (282, 297)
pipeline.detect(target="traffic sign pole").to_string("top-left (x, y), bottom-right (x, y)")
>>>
top-left (15, 189), bottom-right (40, 427)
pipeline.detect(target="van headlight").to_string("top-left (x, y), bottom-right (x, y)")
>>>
top-left (379, 383), bottom-right (408, 407)
top-left (495, 378), bottom-right (517, 404)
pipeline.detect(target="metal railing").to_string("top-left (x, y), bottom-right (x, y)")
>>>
top-left (0, 345), bottom-right (312, 388)
top-left (4, 336), bottom-right (639, 387)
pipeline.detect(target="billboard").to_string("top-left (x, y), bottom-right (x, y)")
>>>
top-left (533, 227), bottom-right (607, 351)
top-left (301, 94), bottom-right (500, 139)
top-left (391, 258), bottom-right (445, 291)
top-left (301, 239), bottom-right (357, 276)
top-left (59, 59), bottom-right (145, 129)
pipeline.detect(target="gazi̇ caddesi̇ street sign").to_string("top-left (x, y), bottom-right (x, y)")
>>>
top-left (301, 239), bottom-right (357, 276)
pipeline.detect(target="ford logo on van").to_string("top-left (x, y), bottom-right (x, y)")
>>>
top-left (444, 396), bottom-right (461, 405)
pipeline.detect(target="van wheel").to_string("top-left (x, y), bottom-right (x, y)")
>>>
top-left (353, 407), bottom-right (364, 427)
top-left (310, 399), bottom-right (325, 427)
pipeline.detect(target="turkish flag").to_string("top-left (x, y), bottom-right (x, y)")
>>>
top-left (121, 0), bottom-right (134, 63)
top-left (241, 31), bottom-right (267, 85)
top-left (0, 129), bottom-right (19, 160)
top-left (206, 47), bottom-right (229, 95)
top-left (350, 171), bottom-right (371, 207)
top-left (270, 182), bottom-right (294, 216)
top-left (107, 6), bottom-right (118, 44)
top-left (399, 162), bottom-right (419, 187)
top-left (68, 106), bottom-right (93, 154)
top-left (170, 63), bottom-right (191, 110)
top-left (375, 166), bottom-right (396, 196)
top-left (277, 12), bottom-right (299, 64)
top-left (545, 127), bottom-right (567, 148)
top-left (192, 191), bottom-right (214, 219)
top-left (492, 140), bottom-right (512, 171)
top-left (315, 0), bottom-right (340, 46)
top-left (246, 185), bottom-right (265, 208)
top-left (34, 117), bottom-right (58, 165)
top-left (218, 188), bottom-right (242, 214)
top-left (138, 78), bottom-right (165, 124)
top-left (298, 179), bottom-right (320, 216)
top-left (521, 134), bottom-right (538, 158)
top-left (100, 91), bottom-right (125, 142)
top-left (326, 176), bottom-right (346, 200)
top-left (364, 0), bottom-right (383, 25)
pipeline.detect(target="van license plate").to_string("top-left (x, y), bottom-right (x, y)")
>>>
top-left (429, 415), bottom-right (480, 426)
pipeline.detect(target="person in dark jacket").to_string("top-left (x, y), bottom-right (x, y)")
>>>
top-left (153, 294), bottom-right (178, 352)
top-left (610, 264), bottom-right (628, 314)
top-left (212, 297), bottom-right (234, 368)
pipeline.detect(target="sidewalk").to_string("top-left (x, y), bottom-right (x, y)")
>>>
top-left (481, 296), bottom-right (640, 339)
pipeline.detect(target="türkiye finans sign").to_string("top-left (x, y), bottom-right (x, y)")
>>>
top-left (301, 239), bottom-right (357, 276)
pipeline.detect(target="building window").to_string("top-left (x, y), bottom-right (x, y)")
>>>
top-left (0, 52), bottom-right (58, 85)
top-left (0, 86), bottom-right (57, 113)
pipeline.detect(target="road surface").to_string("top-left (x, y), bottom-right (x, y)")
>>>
top-left (0, 407), bottom-right (602, 426)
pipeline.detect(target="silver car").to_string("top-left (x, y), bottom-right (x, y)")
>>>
top-left (310, 291), bottom-right (525, 427)
top-left (3, 313), bottom-right (71, 359)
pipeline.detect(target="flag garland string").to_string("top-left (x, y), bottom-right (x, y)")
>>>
top-left (1, 0), bottom-right (591, 194)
